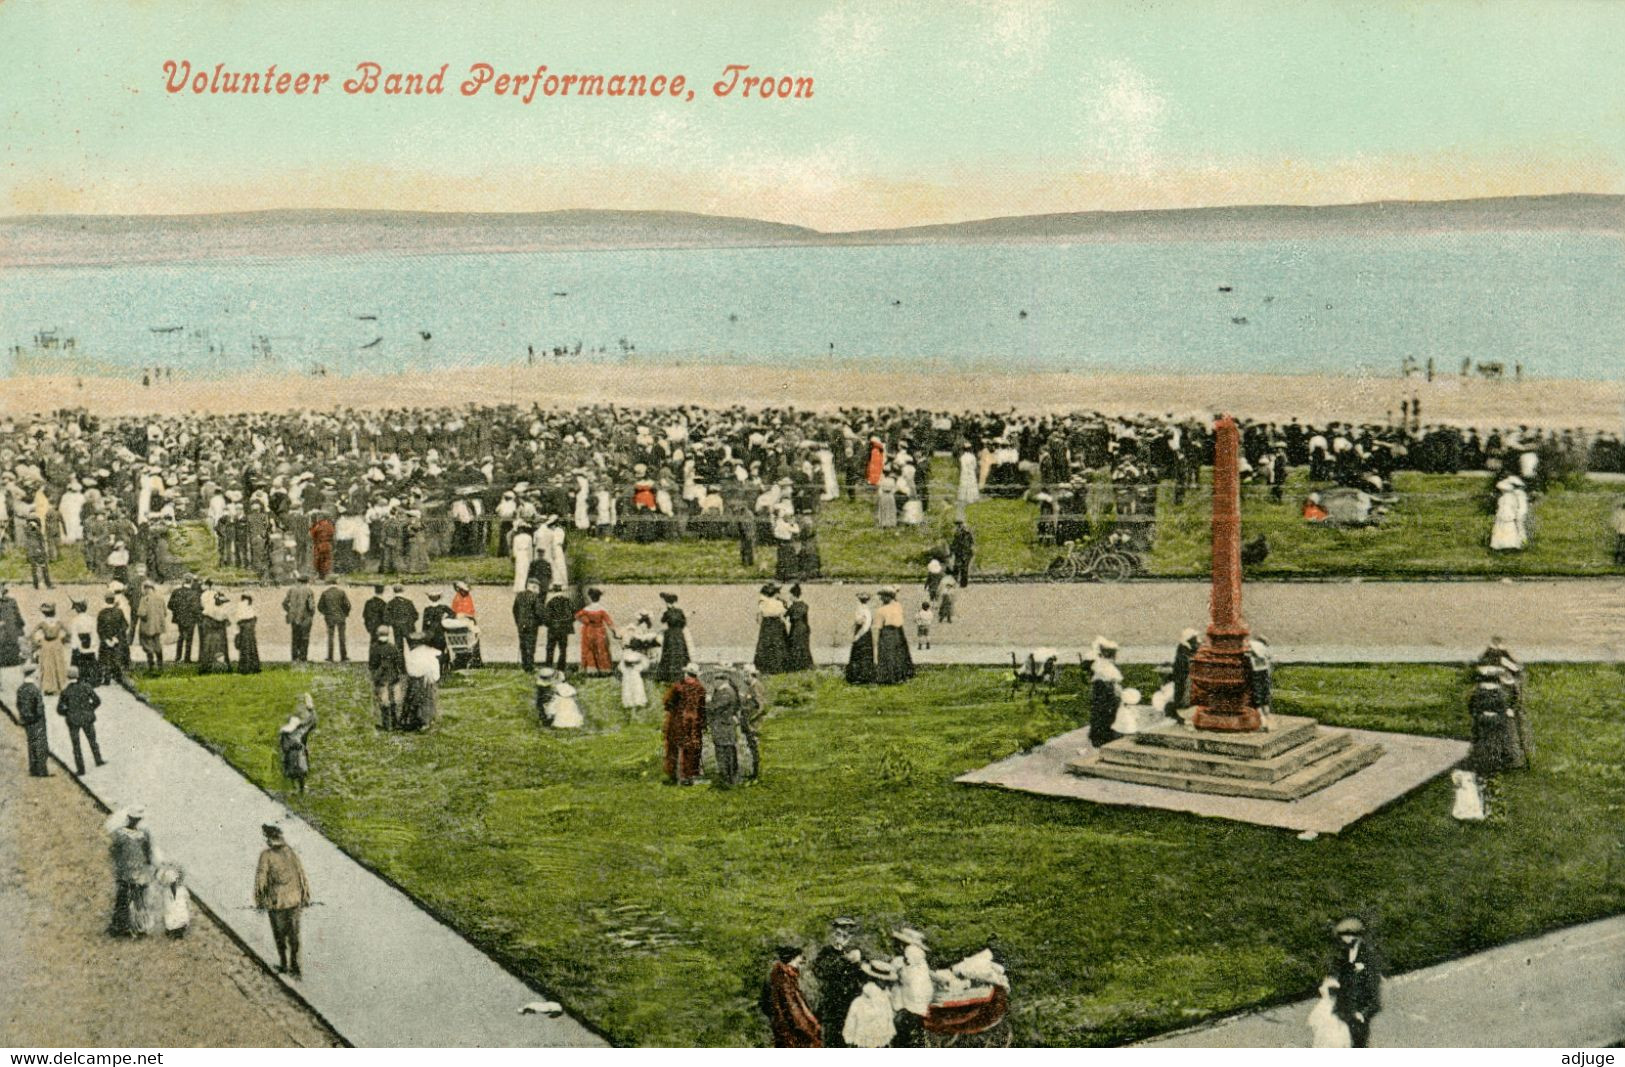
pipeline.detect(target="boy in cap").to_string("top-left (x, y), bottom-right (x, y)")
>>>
top-left (1331, 917), bottom-right (1381, 1047)
top-left (255, 823), bottom-right (312, 977)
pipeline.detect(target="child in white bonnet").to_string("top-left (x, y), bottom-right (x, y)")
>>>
top-left (155, 862), bottom-right (191, 938)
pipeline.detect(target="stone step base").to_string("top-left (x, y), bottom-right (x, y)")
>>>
top-left (1097, 729), bottom-right (1354, 783)
top-left (1135, 715), bottom-right (1320, 759)
top-left (1068, 738), bottom-right (1385, 801)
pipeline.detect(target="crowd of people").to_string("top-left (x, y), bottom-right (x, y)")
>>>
top-left (2, 403), bottom-right (1617, 592)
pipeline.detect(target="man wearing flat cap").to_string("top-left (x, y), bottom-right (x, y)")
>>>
top-left (1331, 917), bottom-right (1382, 1047)
top-left (16, 663), bottom-right (50, 777)
top-left (255, 823), bottom-right (312, 977)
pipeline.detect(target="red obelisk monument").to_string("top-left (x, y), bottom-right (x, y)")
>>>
top-left (1189, 414), bottom-right (1261, 732)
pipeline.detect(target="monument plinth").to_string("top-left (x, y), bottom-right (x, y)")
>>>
top-left (1190, 414), bottom-right (1262, 732)
top-left (1064, 413), bottom-right (1389, 812)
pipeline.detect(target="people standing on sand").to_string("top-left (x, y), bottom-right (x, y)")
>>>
top-left (255, 823), bottom-right (312, 978)
top-left (950, 520), bottom-right (976, 588)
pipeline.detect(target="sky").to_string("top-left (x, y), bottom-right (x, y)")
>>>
top-left (2, 0), bottom-right (1623, 229)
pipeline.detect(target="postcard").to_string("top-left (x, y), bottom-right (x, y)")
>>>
top-left (1, 0), bottom-right (1622, 1053)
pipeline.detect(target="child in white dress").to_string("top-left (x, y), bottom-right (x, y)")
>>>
top-left (155, 863), bottom-right (191, 939)
top-left (1307, 977), bottom-right (1351, 1047)
top-left (619, 649), bottom-right (651, 709)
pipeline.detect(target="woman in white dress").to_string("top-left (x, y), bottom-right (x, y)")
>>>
top-left (898, 464), bottom-right (923, 525)
top-left (548, 521), bottom-right (569, 589)
top-left (510, 524), bottom-right (535, 593)
top-left (548, 678), bottom-right (584, 728)
top-left (59, 482), bottom-right (85, 544)
top-left (573, 475), bottom-right (592, 531)
top-left (817, 445), bottom-right (839, 501)
top-left (1489, 478), bottom-right (1525, 551)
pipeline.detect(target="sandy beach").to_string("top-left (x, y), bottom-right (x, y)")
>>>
top-left (2, 365), bottom-right (1619, 430)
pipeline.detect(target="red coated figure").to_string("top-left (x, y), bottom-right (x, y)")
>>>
top-left (309, 516), bottom-right (336, 579)
top-left (662, 665), bottom-right (707, 784)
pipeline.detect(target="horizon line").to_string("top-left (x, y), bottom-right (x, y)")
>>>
top-left (3, 190), bottom-right (1618, 236)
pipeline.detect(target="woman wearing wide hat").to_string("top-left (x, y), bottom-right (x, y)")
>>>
top-left (753, 583), bottom-right (791, 675)
top-left (845, 592), bottom-right (876, 685)
top-left (872, 587), bottom-right (915, 685)
top-left (655, 592), bottom-right (689, 683)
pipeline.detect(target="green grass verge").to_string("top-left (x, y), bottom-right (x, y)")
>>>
top-left (1148, 470), bottom-right (1625, 578)
top-left (135, 661), bottom-right (1625, 1046)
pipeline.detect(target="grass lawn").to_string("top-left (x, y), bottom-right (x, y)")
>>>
top-left (1147, 470), bottom-right (1625, 579)
top-left (136, 661), bottom-right (1625, 1047)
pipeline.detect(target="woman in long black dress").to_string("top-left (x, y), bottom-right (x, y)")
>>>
top-left (234, 594), bottom-right (262, 674)
top-left (872, 587), bottom-right (915, 685)
top-left (753, 583), bottom-right (791, 675)
top-left (786, 584), bottom-right (814, 671)
top-left (655, 592), bottom-right (690, 683)
top-left (845, 592), bottom-right (875, 684)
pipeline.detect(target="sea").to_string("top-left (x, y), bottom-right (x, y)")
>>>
top-left (2, 232), bottom-right (1621, 379)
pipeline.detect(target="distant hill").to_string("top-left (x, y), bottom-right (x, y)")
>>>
top-left (2, 194), bottom-right (1619, 268)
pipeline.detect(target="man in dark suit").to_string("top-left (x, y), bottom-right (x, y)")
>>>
top-left (1332, 917), bottom-right (1382, 1047)
top-left (17, 663), bottom-right (51, 776)
top-left (282, 574), bottom-right (317, 662)
top-left (811, 918), bottom-right (864, 1048)
top-left (511, 578), bottom-right (542, 672)
top-left (361, 584), bottom-right (389, 642)
top-left (540, 583), bottom-right (576, 672)
top-left (95, 594), bottom-right (130, 687)
top-left (167, 574), bottom-right (202, 662)
top-left (386, 585), bottom-right (418, 653)
top-left (57, 667), bottom-right (105, 775)
top-left (317, 576), bottom-right (352, 662)
top-left (950, 520), bottom-right (976, 588)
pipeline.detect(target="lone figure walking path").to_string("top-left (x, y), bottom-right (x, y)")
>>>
top-left (0, 667), bottom-right (605, 1049)
top-left (1143, 913), bottom-right (1625, 1047)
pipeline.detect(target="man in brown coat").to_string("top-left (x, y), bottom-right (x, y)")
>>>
top-left (254, 823), bottom-right (312, 977)
top-left (661, 663), bottom-right (707, 785)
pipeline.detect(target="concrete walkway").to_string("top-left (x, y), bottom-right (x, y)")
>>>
top-left (1144, 913), bottom-right (1625, 1047)
top-left (0, 667), bottom-right (605, 1049)
top-left (8, 577), bottom-right (1625, 667)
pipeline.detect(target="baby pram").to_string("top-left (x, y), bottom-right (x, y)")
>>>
top-left (441, 618), bottom-right (482, 669)
top-left (924, 986), bottom-right (1011, 1047)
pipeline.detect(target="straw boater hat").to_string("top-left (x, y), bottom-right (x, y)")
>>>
top-left (1335, 917), bottom-right (1365, 936)
top-left (683, 662), bottom-right (701, 677)
top-left (861, 959), bottom-right (898, 982)
top-left (891, 926), bottom-right (928, 949)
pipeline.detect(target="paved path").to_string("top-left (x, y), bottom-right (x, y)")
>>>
top-left (8, 578), bottom-right (1625, 667)
top-left (0, 667), bottom-right (605, 1049)
top-left (1144, 913), bottom-right (1625, 1047)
